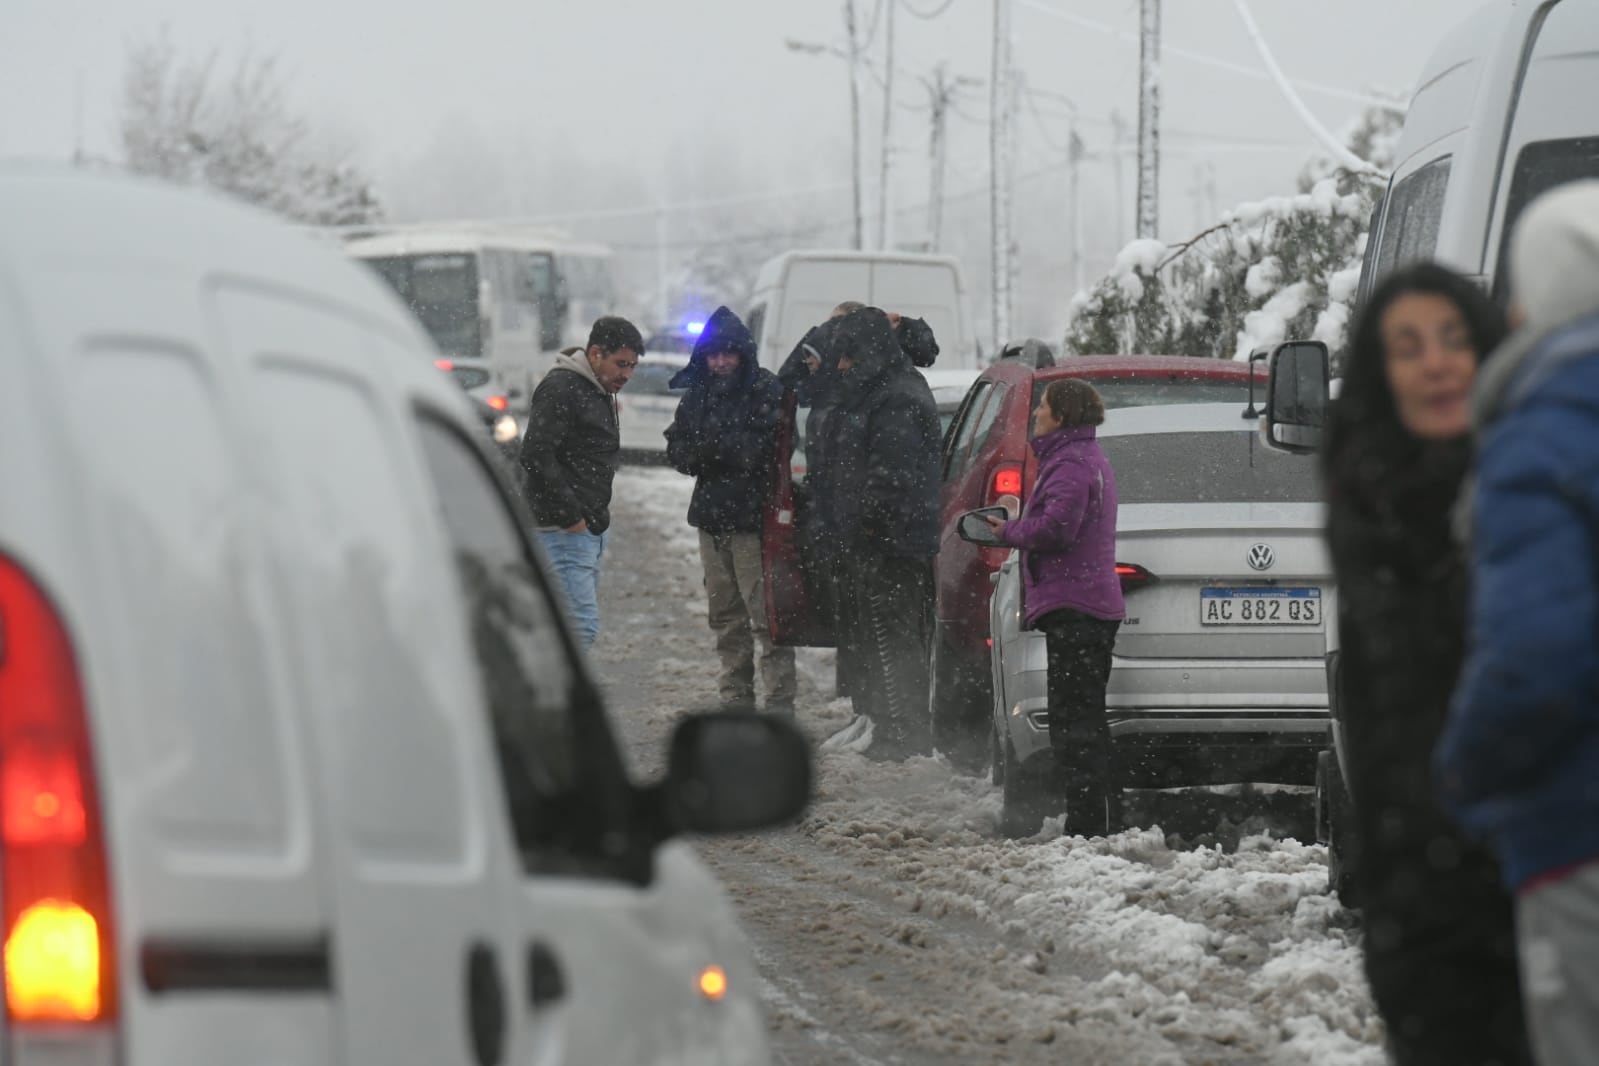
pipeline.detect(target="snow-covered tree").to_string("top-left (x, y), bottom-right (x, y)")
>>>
top-left (1063, 97), bottom-right (1402, 369)
top-left (119, 32), bottom-right (383, 226)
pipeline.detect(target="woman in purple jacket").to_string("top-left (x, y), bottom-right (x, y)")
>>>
top-left (985, 379), bottom-right (1126, 837)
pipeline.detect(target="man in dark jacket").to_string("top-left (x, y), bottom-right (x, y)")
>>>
top-left (666, 306), bottom-right (795, 713)
top-left (817, 306), bottom-right (943, 760)
top-left (519, 315), bottom-right (642, 646)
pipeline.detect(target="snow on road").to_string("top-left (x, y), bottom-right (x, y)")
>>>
top-left (597, 467), bottom-right (1383, 1065)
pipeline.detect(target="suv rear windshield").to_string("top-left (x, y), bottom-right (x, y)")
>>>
top-left (1101, 431), bottom-right (1319, 504)
top-left (1033, 375), bottom-right (1250, 410)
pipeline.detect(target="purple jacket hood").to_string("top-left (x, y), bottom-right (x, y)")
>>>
top-left (998, 426), bottom-right (1124, 626)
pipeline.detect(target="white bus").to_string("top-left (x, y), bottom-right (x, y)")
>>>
top-left (344, 228), bottom-right (617, 402)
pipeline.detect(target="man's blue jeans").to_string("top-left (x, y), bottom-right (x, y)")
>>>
top-left (538, 529), bottom-right (608, 647)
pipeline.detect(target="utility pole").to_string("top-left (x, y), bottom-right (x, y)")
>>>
top-left (1069, 125), bottom-right (1086, 294)
top-left (927, 66), bottom-right (950, 254)
top-left (922, 65), bottom-right (982, 254)
top-left (990, 0), bottom-right (1014, 349)
top-left (1136, 0), bottom-right (1162, 239)
top-left (787, 6), bottom-right (866, 250)
top-left (655, 207), bottom-right (670, 327)
top-left (877, 0), bottom-right (897, 251)
top-left (846, 0), bottom-right (866, 250)
top-left (1111, 109), bottom-right (1127, 248)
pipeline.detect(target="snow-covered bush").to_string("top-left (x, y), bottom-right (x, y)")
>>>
top-left (1063, 99), bottom-right (1402, 368)
top-left (119, 32), bottom-right (384, 226)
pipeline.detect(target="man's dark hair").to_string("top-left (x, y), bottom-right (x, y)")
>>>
top-left (587, 316), bottom-right (644, 355)
top-left (832, 300), bottom-right (867, 316)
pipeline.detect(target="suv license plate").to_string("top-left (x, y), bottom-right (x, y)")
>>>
top-left (1200, 588), bottom-right (1321, 626)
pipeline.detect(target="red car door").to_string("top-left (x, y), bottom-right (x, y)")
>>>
top-left (763, 390), bottom-right (836, 646)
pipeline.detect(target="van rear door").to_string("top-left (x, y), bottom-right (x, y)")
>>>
top-left (869, 260), bottom-right (967, 367)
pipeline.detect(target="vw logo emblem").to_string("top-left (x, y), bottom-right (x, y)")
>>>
top-left (1247, 544), bottom-right (1276, 571)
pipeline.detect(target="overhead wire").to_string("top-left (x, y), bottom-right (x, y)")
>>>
top-left (900, 0), bottom-right (960, 19)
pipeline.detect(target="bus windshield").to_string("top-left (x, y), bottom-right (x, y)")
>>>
top-left (361, 253), bottom-right (483, 359)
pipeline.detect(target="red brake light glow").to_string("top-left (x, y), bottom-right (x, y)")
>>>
top-left (433, 359), bottom-right (454, 371)
top-left (0, 555), bottom-right (115, 1025)
top-left (1116, 563), bottom-right (1156, 589)
top-left (486, 395), bottom-right (509, 411)
top-left (992, 467), bottom-right (1023, 498)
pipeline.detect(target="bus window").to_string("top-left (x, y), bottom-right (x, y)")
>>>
top-left (360, 253), bottom-right (483, 359)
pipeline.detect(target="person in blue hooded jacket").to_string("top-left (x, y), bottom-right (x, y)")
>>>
top-left (1440, 180), bottom-right (1599, 1066)
top-left (665, 306), bottom-right (795, 714)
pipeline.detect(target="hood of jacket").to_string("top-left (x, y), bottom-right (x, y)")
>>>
top-left (553, 346), bottom-right (609, 397)
top-left (670, 305), bottom-right (758, 390)
top-left (832, 306), bottom-right (909, 398)
top-left (896, 316), bottom-right (940, 368)
top-left (1476, 179), bottom-right (1599, 429)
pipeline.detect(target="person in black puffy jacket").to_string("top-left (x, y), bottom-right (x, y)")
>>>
top-left (818, 306), bottom-right (942, 760)
top-left (666, 306), bottom-right (795, 713)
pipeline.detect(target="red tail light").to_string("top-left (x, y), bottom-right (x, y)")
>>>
top-left (0, 556), bottom-right (115, 1025)
top-left (991, 466), bottom-right (1023, 498)
top-left (1116, 563), bottom-right (1157, 591)
top-left (433, 359), bottom-right (454, 371)
top-left (486, 395), bottom-right (509, 411)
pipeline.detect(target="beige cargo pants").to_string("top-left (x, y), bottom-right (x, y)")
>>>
top-left (698, 531), bottom-right (797, 712)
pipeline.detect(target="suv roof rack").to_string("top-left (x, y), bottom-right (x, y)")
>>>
top-left (995, 338), bottom-right (1057, 369)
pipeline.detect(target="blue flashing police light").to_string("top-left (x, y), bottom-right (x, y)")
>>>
top-left (685, 320), bottom-right (706, 336)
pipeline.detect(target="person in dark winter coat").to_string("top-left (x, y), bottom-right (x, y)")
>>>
top-left (986, 378), bottom-right (1124, 838)
top-left (817, 306), bottom-right (943, 760)
top-left (519, 315), bottom-right (642, 646)
top-left (665, 306), bottom-right (796, 713)
top-left (1440, 182), bottom-right (1599, 1066)
top-left (1322, 262), bottom-right (1530, 1066)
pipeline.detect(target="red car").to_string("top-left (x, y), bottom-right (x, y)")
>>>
top-left (760, 347), bottom-right (1257, 757)
top-left (929, 348), bottom-right (1258, 764)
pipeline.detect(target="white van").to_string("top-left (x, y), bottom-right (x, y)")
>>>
top-left (746, 250), bottom-right (976, 373)
top-left (0, 165), bottom-right (807, 1066)
top-left (1356, 0), bottom-right (1599, 307)
top-left (344, 228), bottom-right (617, 404)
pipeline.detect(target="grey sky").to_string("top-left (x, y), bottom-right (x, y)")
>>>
top-left (4, 0), bottom-right (1467, 333)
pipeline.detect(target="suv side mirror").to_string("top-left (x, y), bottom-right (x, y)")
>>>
top-left (1260, 340), bottom-right (1330, 453)
top-left (661, 712), bottom-right (811, 835)
top-left (956, 506), bottom-right (1009, 546)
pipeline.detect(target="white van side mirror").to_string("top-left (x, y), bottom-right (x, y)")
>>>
top-left (1257, 340), bottom-right (1330, 454)
top-left (661, 712), bottom-right (812, 835)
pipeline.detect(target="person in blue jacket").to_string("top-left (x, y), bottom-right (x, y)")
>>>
top-left (1440, 180), bottom-right (1599, 1066)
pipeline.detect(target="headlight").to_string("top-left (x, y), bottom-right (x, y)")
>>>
top-left (493, 414), bottom-right (520, 444)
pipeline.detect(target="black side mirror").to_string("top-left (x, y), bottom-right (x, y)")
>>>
top-left (956, 506), bottom-right (1009, 547)
top-left (1260, 340), bottom-right (1330, 454)
top-left (661, 712), bottom-right (812, 835)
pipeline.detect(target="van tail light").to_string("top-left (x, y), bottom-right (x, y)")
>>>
top-left (433, 359), bottom-right (454, 371)
top-left (0, 555), bottom-right (116, 1028)
top-left (1116, 563), bottom-right (1157, 592)
top-left (486, 395), bottom-right (509, 412)
top-left (988, 463), bottom-right (1024, 520)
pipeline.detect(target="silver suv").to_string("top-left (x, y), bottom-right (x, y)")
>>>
top-left (987, 404), bottom-right (1333, 836)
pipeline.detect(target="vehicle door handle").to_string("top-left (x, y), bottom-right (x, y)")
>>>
top-left (989, 571), bottom-right (1002, 586)
top-left (528, 942), bottom-right (566, 1008)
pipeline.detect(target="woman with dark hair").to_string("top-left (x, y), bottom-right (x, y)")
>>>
top-left (986, 378), bottom-right (1125, 837)
top-left (1323, 262), bottom-right (1531, 1066)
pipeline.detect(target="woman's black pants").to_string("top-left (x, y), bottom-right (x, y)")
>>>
top-left (1037, 609), bottom-right (1121, 836)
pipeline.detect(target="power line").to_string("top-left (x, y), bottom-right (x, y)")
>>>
top-left (1015, 0), bottom-right (1395, 108)
top-left (901, 0), bottom-right (960, 19)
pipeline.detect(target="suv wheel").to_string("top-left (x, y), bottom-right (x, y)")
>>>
top-left (1317, 750), bottom-right (1362, 908)
top-left (930, 632), bottom-right (989, 775)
